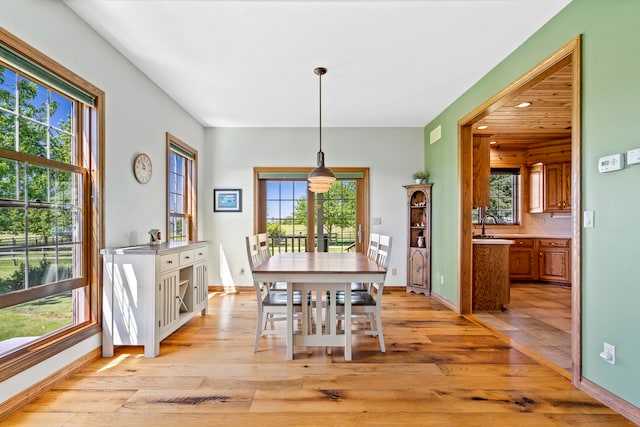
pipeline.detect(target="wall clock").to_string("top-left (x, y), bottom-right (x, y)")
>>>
top-left (133, 153), bottom-right (152, 184)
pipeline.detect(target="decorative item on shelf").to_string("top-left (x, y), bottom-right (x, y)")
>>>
top-left (412, 171), bottom-right (429, 184)
top-left (148, 229), bottom-right (161, 245)
top-left (307, 67), bottom-right (336, 193)
top-left (417, 233), bottom-right (425, 248)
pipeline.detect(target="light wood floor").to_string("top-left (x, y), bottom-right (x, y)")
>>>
top-left (3, 289), bottom-right (633, 426)
top-left (473, 283), bottom-right (572, 372)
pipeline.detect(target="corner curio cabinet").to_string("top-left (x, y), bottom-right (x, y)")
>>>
top-left (403, 183), bottom-right (432, 295)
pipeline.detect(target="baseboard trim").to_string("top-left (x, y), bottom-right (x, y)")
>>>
top-left (428, 291), bottom-right (458, 312)
top-left (578, 377), bottom-right (639, 425)
top-left (0, 348), bottom-right (101, 421)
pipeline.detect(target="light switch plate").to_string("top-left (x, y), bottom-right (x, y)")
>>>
top-left (583, 211), bottom-right (594, 228)
top-left (628, 148), bottom-right (640, 165)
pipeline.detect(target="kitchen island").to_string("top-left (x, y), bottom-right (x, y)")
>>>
top-left (472, 238), bottom-right (514, 311)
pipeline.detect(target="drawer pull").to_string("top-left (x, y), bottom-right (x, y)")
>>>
top-left (167, 260), bottom-right (173, 264)
top-left (519, 241), bottom-right (524, 245)
top-left (185, 256), bottom-right (190, 259)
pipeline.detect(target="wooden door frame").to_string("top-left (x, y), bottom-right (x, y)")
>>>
top-left (457, 36), bottom-right (582, 383)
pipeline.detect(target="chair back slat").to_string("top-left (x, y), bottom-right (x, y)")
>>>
top-left (377, 234), bottom-right (392, 269)
top-left (367, 232), bottom-right (380, 262)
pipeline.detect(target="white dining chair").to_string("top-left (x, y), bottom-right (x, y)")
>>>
top-left (351, 232), bottom-right (380, 292)
top-left (334, 234), bottom-right (391, 352)
top-left (246, 234), bottom-right (303, 352)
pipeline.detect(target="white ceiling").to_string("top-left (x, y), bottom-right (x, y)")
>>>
top-left (63, 0), bottom-right (571, 128)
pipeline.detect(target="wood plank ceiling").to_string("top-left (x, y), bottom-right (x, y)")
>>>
top-left (474, 63), bottom-right (572, 148)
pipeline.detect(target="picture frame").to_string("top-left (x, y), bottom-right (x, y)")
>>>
top-left (214, 188), bottom-right (242, 212)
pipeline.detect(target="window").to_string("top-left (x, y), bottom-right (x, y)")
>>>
top-left (255, 168), bottom-right (368, 254)
top-left (0, 29), bottom-right (102, 378)
top-left (167, 133), bottom-right (197, 241)
top-left (482, 168), bottom-right (520, 225)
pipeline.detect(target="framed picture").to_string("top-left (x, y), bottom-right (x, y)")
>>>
top-left (214, 188), bottom-right (242, 212)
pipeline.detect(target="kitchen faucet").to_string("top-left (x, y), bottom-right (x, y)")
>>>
top-left (481, 214), bottom-right (497, 236)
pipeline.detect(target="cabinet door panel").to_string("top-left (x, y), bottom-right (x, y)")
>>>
top-left (158, 271), bottom-right (180, 337)
top-left (543, 163), bottom-right (563, 211)
top-left (409, 248), bottom-right (428, 291)
top-left (510, 249), bottom-right (537, 280)
top-left (539, 249), bottom-right (570, 282)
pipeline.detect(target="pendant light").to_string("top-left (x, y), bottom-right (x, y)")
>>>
top-left (308, 67), bottom-right (336, 193)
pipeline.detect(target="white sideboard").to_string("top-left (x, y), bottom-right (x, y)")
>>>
top-left (101, 241), bottom-right (209, 358)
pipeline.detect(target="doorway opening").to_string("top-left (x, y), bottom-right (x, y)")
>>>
top-left (458, 36), bottom-right (581, 383)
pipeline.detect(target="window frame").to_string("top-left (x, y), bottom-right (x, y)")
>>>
top-left (0, 28), bottom-right (104, 382)
top-left (166, 133), bottom-right (197, 242)
top-left (473, 166), bottom-right (523, 227)
top-left (253, 167), bottom-right (369, 253)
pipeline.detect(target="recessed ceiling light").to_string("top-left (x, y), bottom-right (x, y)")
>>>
top-left (515, 101), bottom-right (532, 108)
top-left (477, 125), bottom-right (488, 130)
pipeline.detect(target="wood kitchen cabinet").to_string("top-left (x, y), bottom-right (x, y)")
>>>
top-left (538, 238), bottom-right (571, 283)
top-left (404, 183), bottom-right (432, 295)
top-left (543, 162), bottom-right (571, 212)
top-left (529, 162), bottom-right (571, 213)
top-left (472, 135), bottom-right (491, 207)
top-left (509, 237), bottom-right (571, 284)
top-left (509, 238), bottom-right (537, 280)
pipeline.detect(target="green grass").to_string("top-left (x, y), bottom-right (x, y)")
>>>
top-left (0, 292), bottom-right (72, 341)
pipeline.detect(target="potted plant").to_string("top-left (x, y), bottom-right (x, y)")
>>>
top-left (412, 171), bottom-right (429, 184)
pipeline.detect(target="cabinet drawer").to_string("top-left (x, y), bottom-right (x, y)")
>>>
top-left (538, 238), bottom-right (569, 248)
top-left (194, 246), bottom-right (208, 262)
top-left (179, 249), bottom-right (195, 266)
top-left (512, 238), bottom-right (534, 248)
top-left (159, 253), bottom-right (179, 272)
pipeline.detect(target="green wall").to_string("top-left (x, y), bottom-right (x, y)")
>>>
top-left (425, 0), bottom-right (640, 408)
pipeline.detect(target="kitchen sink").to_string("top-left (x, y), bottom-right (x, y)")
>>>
top-left (472, 234), bottom-right (495, 239)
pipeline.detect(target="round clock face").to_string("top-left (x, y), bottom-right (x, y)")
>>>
top-left (133, 153), bottom-right (152, 184)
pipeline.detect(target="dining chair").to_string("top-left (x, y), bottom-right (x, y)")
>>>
top-left (351, 232), bottom-right (381, 292)
top-left (257, 232), bottom-right (287, 293)
top-left (334, 234), bottom-right (391, 353)
top-left (246, 234), bottom-right (303, 352)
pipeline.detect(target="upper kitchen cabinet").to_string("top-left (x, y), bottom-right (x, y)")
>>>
top-left (529, 161), bottom-right (571, 213)
top-left (472, 135), bottom-right (491, 207)
top-left (543, 162), bottom-right (571, 212)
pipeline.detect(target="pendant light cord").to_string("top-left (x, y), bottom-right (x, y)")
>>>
top-left (318, 69), bottom-right (323, 154)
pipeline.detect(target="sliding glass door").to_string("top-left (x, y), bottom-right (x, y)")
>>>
top-left (254, 168), bottom-right (368, 253)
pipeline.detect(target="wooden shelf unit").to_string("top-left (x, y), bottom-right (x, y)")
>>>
top-left (404, 183), bottom-right (432, 295)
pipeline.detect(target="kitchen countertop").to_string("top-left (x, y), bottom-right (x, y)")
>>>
top-left (472, 238), bottom-right (515, 245)
top-left (492, 234), bottom-right (571, 239)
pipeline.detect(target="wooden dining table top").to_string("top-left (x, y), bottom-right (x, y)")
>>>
top-left (252, 252), bottom-right (386, 275)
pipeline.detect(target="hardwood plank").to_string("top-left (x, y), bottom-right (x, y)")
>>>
top-left (1, 289), bottom-right (633, 425)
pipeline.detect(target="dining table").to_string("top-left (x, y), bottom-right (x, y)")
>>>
top-left (251, 251), bottom-right (387, 360)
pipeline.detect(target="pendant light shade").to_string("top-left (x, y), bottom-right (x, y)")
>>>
top-left (308, 67), bottom-right (336, 193)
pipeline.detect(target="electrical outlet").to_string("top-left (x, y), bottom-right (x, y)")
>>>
top-left (391, 268), bottom-right (397, 276)
top-left (600, 342), bottom-right (616, 365)
top-left (440, 275), bottom-right (444, 285)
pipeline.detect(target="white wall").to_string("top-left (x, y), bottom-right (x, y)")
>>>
top-left (2, 0), bottom-right (205, 405)
top-left (203, 127), bottom-right (424, 288)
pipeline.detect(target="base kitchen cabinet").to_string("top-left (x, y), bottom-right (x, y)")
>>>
top-left (509, 238), bottom-right (537, 280)
top-left (508, 237), bottom-right (571, 284)
top-left (101, 241), bottom-right (209, 358)
top-left (538, 238), bottom-right (571, 283)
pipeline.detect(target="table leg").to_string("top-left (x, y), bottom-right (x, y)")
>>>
top-left (344, 284), bottom-right (352, 361)
top-left (286, 282), bottom-right (293, 360)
